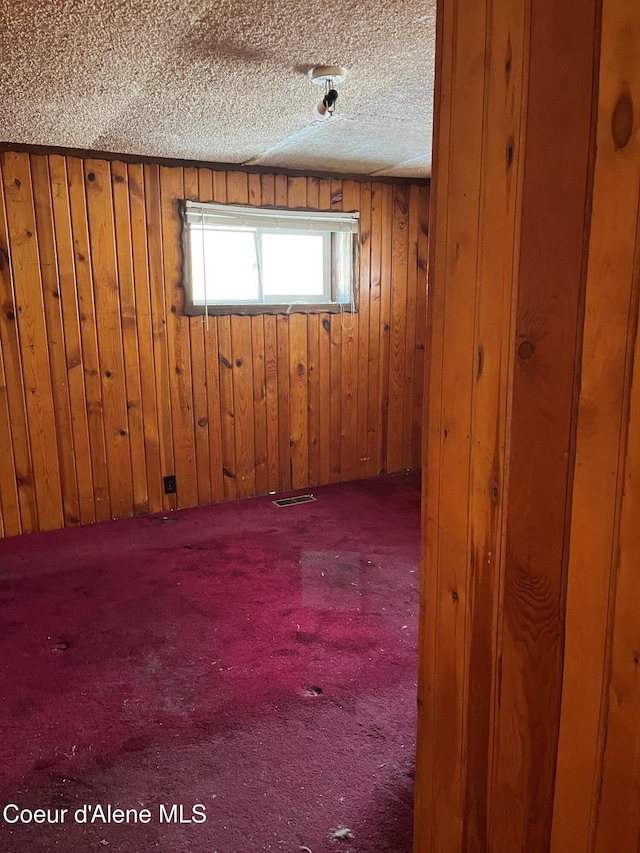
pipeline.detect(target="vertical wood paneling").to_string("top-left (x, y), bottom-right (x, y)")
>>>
top-left (492, 0), bottom-right (597, 843)
top-left (307, 312), bottom-right (321, 486)
top-left (128, 162), bottom-right (163, 515)
top-left (260, 173), bottom-right (279, 495)
top-left (412, 186), bottom-right (430, 470)
top-left (111, 160), bottom-right (149, 515)
top-left (48, 155), bottom-right (95, 525)
top-left (197, 168), bottom-right (224, 504)
top-left (415, 0), bottom-right (615, 847)
top-left (356, 181), bottom-right (372, 478)
top-left (551, 1), bottom-right (640, 850)
top-left (213, 171), bottom-right (237, 501)
top-left (306, 176), bottom-right (321, 487)
top-left (84, 159), bottom-right (134, 520)
top-left (184, 166), bottom-right (211, 508)
top-left (160, 165), bottom-right (197, 509)
top-left (4, 153), bottom-right (64, 531)
top-left (274, 172), bottom-right (290, 493)
top-left (386, 184), bottom-right (409, 473)
top-left (248, 176), bottom-right (268, 497)
top-left (289, 313), bottom-right (308, 489)
top-left (287, 176), bottom-right (309, 489)
top-left (251, 314), bottom-right (268, 495)
top-left (276, 314), bottom-right (291, 491)
top-left (317, 179), bottom-right (332, 486)
top-left (0, 151), bottom-right (428, 536)
top-left (0, 340), bottom-right (16, 537)
top-left (402, 184), bottom-right (420, 471)
top-left (30, 154), bottom-right (80, 526)
top-left (593, 317), bottom-right (640, 851)
top-left (144, 162), bottom-right (175, 513)
top-left (329, 180), bottom-right (343, 483)
top-left (339, 180), bottom-right (359, 482)
top-left (367, 182), bottom-right (383, 479)
top-left (0, 156), bottom-right (32, 535)
top-left (378, 184), bottom-right (393, 473)
top-left (263, 313), bottom-right (280, 493)
top-left (218, 314), bottom-right (237, 500)
top-left (461, 0), bottom-right (529, 845)
top-left (227, 173), bottom-right (255, 499)
top-left (0, 331), bottom-right (20, 537)
top-left (231, 315), bottom-right (256, 498)
top-left (416, 0), bottom-right (489, 844)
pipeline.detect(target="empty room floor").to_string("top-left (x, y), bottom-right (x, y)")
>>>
top-left (0, 472), bottom-right (420, 853)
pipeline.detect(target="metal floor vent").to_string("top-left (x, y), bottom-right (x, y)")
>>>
top-left (272, 494), bottom-right (316, 507)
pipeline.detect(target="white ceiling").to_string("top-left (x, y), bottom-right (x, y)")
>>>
top-left (0, 0), bottom-right (436, 178)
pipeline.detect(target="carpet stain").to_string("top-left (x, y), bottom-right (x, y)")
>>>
top-left (0, 472), bottom-right (420, 853)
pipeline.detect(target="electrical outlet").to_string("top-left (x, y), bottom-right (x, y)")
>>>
top-left (163, 475), bottom-right (177, 495)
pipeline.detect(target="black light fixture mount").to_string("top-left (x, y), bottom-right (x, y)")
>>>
top-left (309, 65), bottom-right (347, 121)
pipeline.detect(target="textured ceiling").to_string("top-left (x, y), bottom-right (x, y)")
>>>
top-left (0, 0), bottom-right (435, 178)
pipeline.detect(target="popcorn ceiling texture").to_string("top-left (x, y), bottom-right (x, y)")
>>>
top-left (0, 0), bottom-right (435, 177)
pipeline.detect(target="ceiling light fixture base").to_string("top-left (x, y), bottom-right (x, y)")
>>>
top-left (308, 65), bottom-right (348, 86)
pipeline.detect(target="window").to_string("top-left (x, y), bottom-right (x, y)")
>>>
top-left (181, 200), bottom-right (359, 316)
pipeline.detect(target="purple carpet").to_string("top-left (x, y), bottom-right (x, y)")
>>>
top-left (0, 473), bottom-right (420, 853)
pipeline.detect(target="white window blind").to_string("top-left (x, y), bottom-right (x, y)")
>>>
top-left (183, 201), bottom-right (359, 233)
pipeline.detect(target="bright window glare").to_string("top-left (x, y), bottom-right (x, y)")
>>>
top-left (261, 233), bottom-right (326, 297)
top-left (191, 229), bottom-right (259, 302)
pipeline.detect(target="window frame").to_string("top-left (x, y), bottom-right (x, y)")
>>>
top-left (180, 200), bottom-right (359, 317)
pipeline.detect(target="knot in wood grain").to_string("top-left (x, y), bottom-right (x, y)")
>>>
top-left (612, 90), bottom-right (634, 149)
top-left (506, 140), bottom-right (514, 169)
top-left (518, 340), bottom-right (535, 360)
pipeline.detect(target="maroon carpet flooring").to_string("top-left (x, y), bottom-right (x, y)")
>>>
top-left (0, 473), bottom-right (421, 853)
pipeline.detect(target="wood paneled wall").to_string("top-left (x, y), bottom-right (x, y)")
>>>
top-left (552, 0), bottom-right (640, 849)
top-left (0, 152), bottom-right (428, 537)
top-left (416, 0), bottom-right (594, 848)
top-left (415, 0), bottom-right (640, 849)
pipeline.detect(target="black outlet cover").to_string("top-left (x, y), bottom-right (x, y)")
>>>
top-left (164, 475), bottom-right (177, 495)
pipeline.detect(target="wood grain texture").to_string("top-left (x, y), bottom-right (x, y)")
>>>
top-left (367, 182), bottom-right (383, 479)
top-left (111, 160), bottom-right (149, 516)
top-left (387, 184), bottom-right (409, 474)
top-left (552, 1), bottom-right (640, 850)
top-left (144, 163), bottom-right (175, 513)
top-left (0, 151), bottom-right (428, 536)
top-left (288, 312), bottom-right (308, 489)
top-left (0, 154), bottom-right (35, 535)
top-left (128, 162), bottom-right (163, 515)
top-left (231, 315), bottom-right (256, 497)
top-left (416, 0), bottom-right (491, 846)
top-left (85, 159), bottom-right (134, 520)
top-left (492, 0), bottom-right (597, 844)
top-left (339, 180), bottom-right (359, 482)
top-left (159, 165), bottom-right (197, 509)
top-left (414, 0), bottom-right (602, 849)
top-left (3, 152), bottom-right (64, 531)
top-left (31, 154), bottom-right (80, 527)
